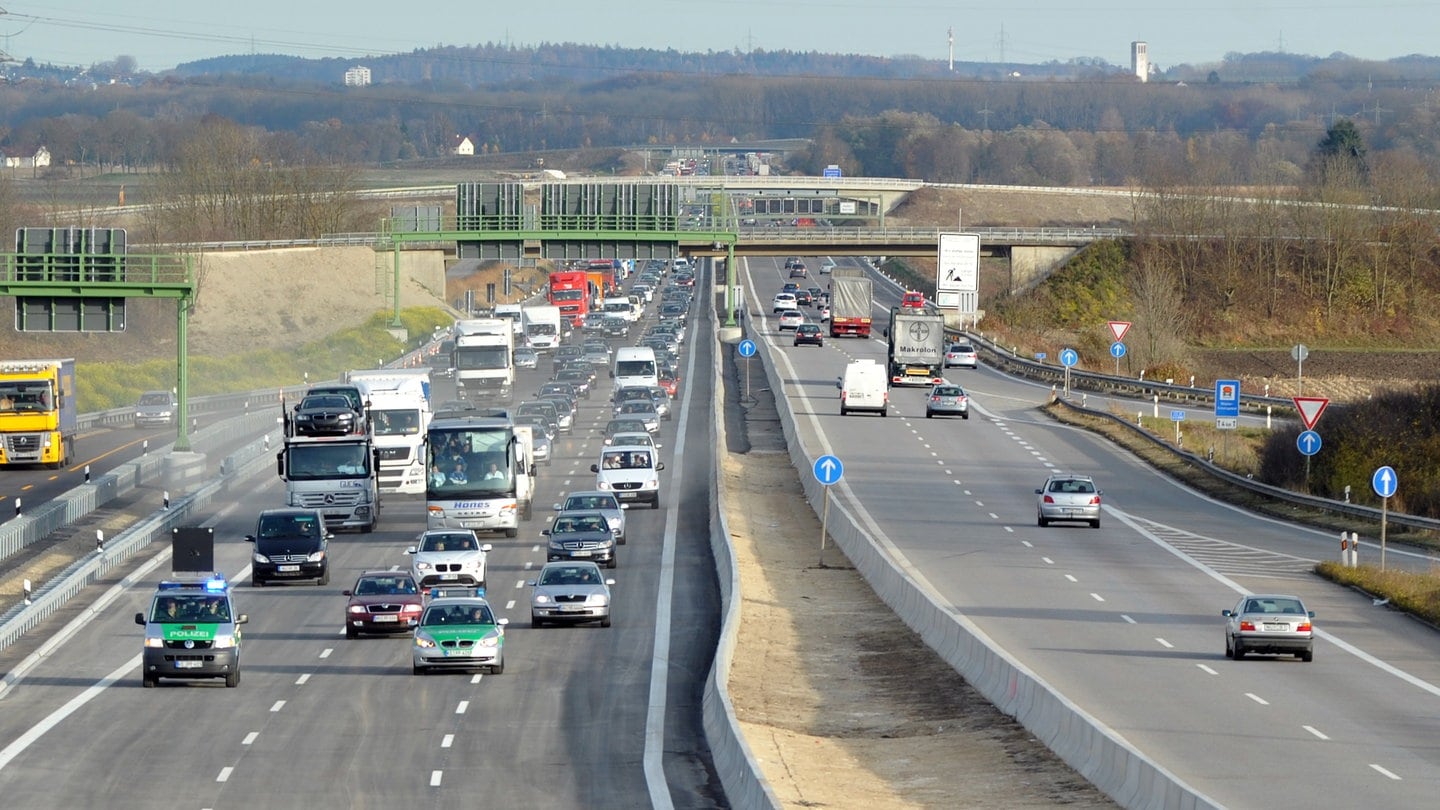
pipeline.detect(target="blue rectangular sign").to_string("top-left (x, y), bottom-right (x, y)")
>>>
top-left (1215, 379), bottom-right (1240, 419)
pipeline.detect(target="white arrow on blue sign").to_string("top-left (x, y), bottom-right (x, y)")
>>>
top-left (1059, 348), bottom-right (1078, 367)
top-left (1372, 465), bottom-right (1398, 498)
top-left (738, 339), bottom-right (756, 357)
top-left (1110, 341), bottom-right (1127, 358)
top-left (813, 454), bottom-right (844, 486)
top-left (1296, 429), bottom-right (1322, 456)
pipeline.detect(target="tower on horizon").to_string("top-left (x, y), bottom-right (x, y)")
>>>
top-left (1131, 41), bottom-right (1149, 82)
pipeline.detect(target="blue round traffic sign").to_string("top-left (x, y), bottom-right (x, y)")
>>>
top-left (1059, 348), bottom-right (1078, 368)
top-left (1372, 465), bottom-right (1398, 498)
top-left (813, 454), bottom-right (844, 486)
top-left (1296, 429), bottom-right (1322, 456)
top-left (738, 339), bottom-right (756, 357)
top-left (1110, 341), bottom-right (1127, 359)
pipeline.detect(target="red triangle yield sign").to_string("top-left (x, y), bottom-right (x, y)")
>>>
top-left (1108, 321), bottom-right (1131, 342)
top-left (1293, 397), bottom-right (1330, 430)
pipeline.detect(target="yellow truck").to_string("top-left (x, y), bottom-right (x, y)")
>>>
top-left (0, 359), bottom-right (77, 468)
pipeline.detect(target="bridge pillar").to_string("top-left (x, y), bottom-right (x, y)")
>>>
top-left (1009, 245), bottom-right (1082, 293)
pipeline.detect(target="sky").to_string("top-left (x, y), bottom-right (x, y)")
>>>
top-left (3, 1), bottom-right (1437, 73)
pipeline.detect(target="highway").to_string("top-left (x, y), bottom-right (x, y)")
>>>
top-left (740, 255), bottom-right (1440, 807)
top-left (0, 283), bottom-right (725, 808)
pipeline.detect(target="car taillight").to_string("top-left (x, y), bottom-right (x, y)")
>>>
top-left (1297, 622), bottom-right (1311, 632)
top-left (1089, 496), bottom-right (1101, 504)
top-left (1043, 495), bottom-right (1055, 504)
top-left (931, 396), bottom-right (941, 402)
top-left (1239, 621), bottom-right (1256, 631)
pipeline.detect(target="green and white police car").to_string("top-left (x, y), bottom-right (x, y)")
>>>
top-left (135, 574), bottom-right (248, 688)
top-left (411, 588), bottom-right (507, 675)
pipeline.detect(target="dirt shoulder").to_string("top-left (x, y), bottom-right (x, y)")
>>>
top-left (722, 450), bottom-right (1117, 808)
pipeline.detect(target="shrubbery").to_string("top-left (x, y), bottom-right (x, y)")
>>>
top-left (1258, 385), bottom-right (1440, 517)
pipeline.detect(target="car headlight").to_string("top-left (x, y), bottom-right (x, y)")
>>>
top-left (646, 478), bottom-right (659, 488)
top-left (478, 633), bottom-right (501, 648)
top-left (597, 481), bottom-right (611, 489)
top-left (213, 634), bottom-right (238, 649)
top-left (533, 594), bottom-right (552, 604)
top-left (307, 550), bottom-right (326, 562)
top-left (349, 605), bottom-right (368, 614)
top-left (252, 552), bottom-right (270, 564)
top-left (607, 518), bottom-right (621, 531)
top-left (586, 594), bottom-right (609, 606)
top-left (414, 634), bottom-right (437, 648)
top-left (144, 637), bottom-right (165, 648)
top-left (414, 561), bottom-right (433, 572)
top-left (548, 540), bottom-right (565, 551)
top-left (402, 604), bottom-right (422, 613)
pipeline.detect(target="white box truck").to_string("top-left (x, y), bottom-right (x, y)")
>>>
top-left (452, 319), bottom-right (514, 401)
top-left (521, 304), bottom-right (564, 351)
top-left (346, 368), bottom-right (433, 494)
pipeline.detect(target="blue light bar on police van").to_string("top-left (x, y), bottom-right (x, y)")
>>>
top-left (157, 573), bottom-right (227, 591)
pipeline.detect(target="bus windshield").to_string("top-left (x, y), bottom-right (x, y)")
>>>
top-left (427, 426), bottom-right (514, 496)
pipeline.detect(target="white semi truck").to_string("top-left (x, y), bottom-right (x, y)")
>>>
top-left (345, 368), bottom-right (433, 494)
top-left (451, 319), bottom-right (514, 401)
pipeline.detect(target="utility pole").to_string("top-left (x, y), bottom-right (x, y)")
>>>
top-left (947, 27), bottom-right (954, 72)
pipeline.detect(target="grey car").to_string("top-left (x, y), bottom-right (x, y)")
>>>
top-left (1035, 473), bottom-right (1103, 528)
top-left (529, 561), bottom-right (614, 628)
top-left (513, 346), bottom-right (539, 370)
top-left (1223, 594), bottom-right (1314, 662)
top-left (925, 384), bottom-right (970, 419)
top-left (542, 510), bottom-right (618, 568)
top-left (554, 490), bottom-right (627, 543)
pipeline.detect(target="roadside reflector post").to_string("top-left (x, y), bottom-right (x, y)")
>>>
top-left (1153, 394), bottom-right (1159, 419)
top-left (95, 530), bottom-right (105, 554)
top-left (22, 579), bottom-right (31, 604)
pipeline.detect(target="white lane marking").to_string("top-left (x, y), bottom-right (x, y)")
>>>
top-left (441, 734), bottom-right (454, 748)
top-left (1064, 574), bottom-right (1077, 582)
top-left (217, 767), bottom-right (233, 782)
top-left (1245, 693), bottom-right (1269, 706)
top-left (0, 655), bottom-right (137, 771)
top-left (531, 545), bottom-right (541, 553)
top-left (456, 700), bottom-right (469, 714)
top-left (318, 649), bottom-right (333, 659)
top-left (963, 490), bottom-right (972, 495)
top-left (505, 600), bottom-right (516, 610)
top-left (1369, 764), bottom-right (1401, 780)
top-left (1091, 593), bottom-right (1105, 602)
top-left (242, 732), bottom-right (259, 745)
top-left (430, 770), bottom-right (443, 787)
top-left (1020, 540), bottom-right (1032, 547)
top-left (470, 674), bottom-right (483, 685)
top-left (295, 674), bottom-right (311, 686)
top-left (1041, 556), bottom-right (1053, 564)
top-left (1155, 637), bottom-right (1173, 648)
top-left (1121, 614), bottom-right (1136, 624)
top-left (1197, 664), bottom-right (1218, 675)
top-left (270, 701), bottom-right (286, 712)
top-left (988, 513), bottom-right (999, 520)
top-left (974, 500), bottom-right (984, 507)
top-left (1004, 526), bottom-right (1014, 533)
top-left (514, 579), bottom-right (525, 589)
top-left (523, 561), bottom-right (534, 570)
top-left (1303, 725), bottom-right (1330, 740)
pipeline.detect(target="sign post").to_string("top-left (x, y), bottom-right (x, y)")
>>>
top-left (1059, 348), bottom-right (1078, 398)
top-left (1291, 344), bottom-right (1309, 395)
top-left (1372, 466), bottom-right (1397, 570)
top-left (936, 233), bottom-right (980, 314)
top-left (738, 339), bottom-right (756, 401)
top-left (813, 455), bottom-right (844, 568)
top-left (1109, 341), bottom-right (1127, 375)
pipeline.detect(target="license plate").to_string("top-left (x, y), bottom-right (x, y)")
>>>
top-left (176, 660), bottom-right (203, 669)
top-left (561, 605), bottom-right (586, 612)
top-left (278, 565), bottom-right (300, 572)
top-left (1264, 623), bottom-right (1289, 631)
top-left (372, 615), bottom-right (398, 623)
top-left (440, 573), bottom-right (458, 580)
top-left (572, 550), bottom-right (591, 557)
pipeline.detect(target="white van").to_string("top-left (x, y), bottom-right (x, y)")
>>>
top-left (613, 346), bottom-right (659, 390)
top-left (591, 445), bottom-right (666, 509)
top-left (838, 359), bottom-right (888, 417)
top-left (603, 297), bottom-right (640, 323)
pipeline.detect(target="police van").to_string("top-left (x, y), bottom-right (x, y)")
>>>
top-left (135, 574), bottom-right (248, 688)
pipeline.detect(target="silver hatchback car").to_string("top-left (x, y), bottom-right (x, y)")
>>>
top-left (925, 384), bottom-right (969, 419)
top-left (1223, 594), bottom-right (1314, 662)
top-left (1035, 473), bottom-right (1103, 528)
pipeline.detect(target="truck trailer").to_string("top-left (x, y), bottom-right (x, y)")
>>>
top-left (828, 267), bottom-right (874, 338)
top-left (885, 308), bottom-right (947, 387)
top-left (346, 368), bottom-right (433, 494)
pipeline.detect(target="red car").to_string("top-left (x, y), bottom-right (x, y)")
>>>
top-left (343, 571), bottom-right (424, 638)
top-left (901, 291), bottom-right (926, 309)
top-left (658, 370), bottom-right (679, 397)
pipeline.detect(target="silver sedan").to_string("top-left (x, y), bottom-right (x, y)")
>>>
top-left (1035, 473), bottom-right (1102, 528)
top-left (924, 384), bottom-right (970, 419)
top-left (529, 561), bottom-right (614, 628)
top-left (1223, 594), bottom-right (1314, 661)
